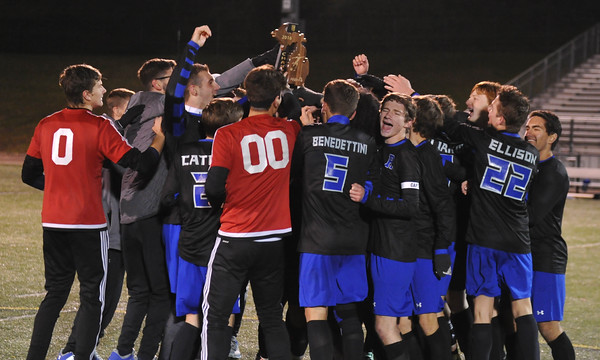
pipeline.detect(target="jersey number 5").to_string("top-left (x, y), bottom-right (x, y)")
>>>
top-left (323, 153), bottom-right (349, 192)
top-left (241, 130), bottom-right (289, 174)
top-left (480, 154), bottom-right (532, 201)
top-left (52, 128), bottom-right (74, 165)
top-left (192, 172), bottom-right (210, 208)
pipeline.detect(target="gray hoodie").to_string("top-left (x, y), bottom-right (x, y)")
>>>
top-left (120, 91), bottom-right (167, 224)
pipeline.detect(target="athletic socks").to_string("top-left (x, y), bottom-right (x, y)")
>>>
top-left (490, 316), bottom-right (506, 360)
top-left (468, 323), bottom-right (492, 360)
top-left (548, 331), bottom-right (575, 360)
top-left (169, 322), bottom-right (199, 360)
top-left (514, 315), bottom-right (540, 360)
top-left (402, 331), bottom-right (424, 360)
top-left (451, 308), bottom-right (473, 357)
top-left (384, 340), bottom-right (409, 360)
top-left (307, 320), bottom-right (333, 360)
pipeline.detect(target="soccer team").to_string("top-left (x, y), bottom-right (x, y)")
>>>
top-left (22, 25), bottom-right (574, 360)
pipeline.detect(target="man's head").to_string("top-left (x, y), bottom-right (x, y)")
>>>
top-left (106, 88), bottom-right (135, 120)
top-left (322, 79), bottom-right (360, 121)
top-left (185, 64), bottom-right (220, 110)
top-left (379, 92), bottom-right (415, 144)
top-left (466, 81), bottom-right (501, 123)
top-left (137, 58), bottom-right (176, 92)
top-left (412, 95), bottom-right (444, 140)
top-left (202, 98), bottom-right (244, 138)
top-left (525, 110), bottom-right (561, 153)
top-left (431, 94), bottom-right (457, 119)
top-left (487, 85), bottom-right (530, 132)
top-left (59, 64), bottom-right (106, 108)
top-left (243, 64), bottom-right (287, 111)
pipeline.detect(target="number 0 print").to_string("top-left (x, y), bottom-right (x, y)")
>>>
top-left (52, 128), bottom-right (74, 165)
top-left (241, 130), bottom-right (289, 174)
top-left (323, 153), bottom-right (349, 192)
top-left (480, 154), bottom-right (532, 201)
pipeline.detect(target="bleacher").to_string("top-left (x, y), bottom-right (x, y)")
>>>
top-left (508, 23), bottom-right (600, 196)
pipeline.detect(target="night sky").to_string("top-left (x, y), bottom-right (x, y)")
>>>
top-left (2, 0), bottom-right (598, 55)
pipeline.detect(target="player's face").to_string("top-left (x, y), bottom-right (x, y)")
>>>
top-left (87, 80), bottom-right (106, 109)
top-left (466, 91), bottom-right (489, 122)
top-left (525, 116), bottom-right (551, 152)
top-left (195, 71), bottom-right (221, 109)
top-left (380, 100), bottom-right (407, 144)
top-left (487, 96), bottom-right (503, 130)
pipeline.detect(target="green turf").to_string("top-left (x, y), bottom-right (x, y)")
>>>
top-left (1, 163), bottom-right (599, 359)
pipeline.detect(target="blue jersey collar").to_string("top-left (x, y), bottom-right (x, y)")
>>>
top-left (386, 138), bottom-right (408, 147)
top-left (327, 115), bottom-right (350, 125)
top-left (501, 131), bottom-right (520, 138)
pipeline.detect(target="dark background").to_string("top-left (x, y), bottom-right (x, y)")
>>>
top-left (2, 0), bottom-right (598, 55)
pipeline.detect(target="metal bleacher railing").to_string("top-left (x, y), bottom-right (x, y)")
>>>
top-left (507, 22), bottom-right (600, 100)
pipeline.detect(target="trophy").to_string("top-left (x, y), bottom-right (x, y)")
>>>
top-left (271, 23), bottom-right (310, 87)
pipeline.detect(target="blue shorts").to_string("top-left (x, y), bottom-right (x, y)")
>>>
top-left (370, 254), bottom-right (416, 317)
top-left (299, 253), bottom-right (368, 307)
top-left (532, 271), bottom-right (565, 322)
top-left (162, 224), bottom-right (181, 294)
top-left (411, 258), bottom-right (446, 315)
top-left (176, 257), bottom-right (240, 317)
top-left (466, 244), bottom-right (532, 300)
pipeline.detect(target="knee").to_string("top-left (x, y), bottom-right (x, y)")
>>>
top-left (418, 313), bottom-right (439, 336)
top-left (538, 321), bottom-right (563, 343)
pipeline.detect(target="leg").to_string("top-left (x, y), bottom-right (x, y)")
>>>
top-left (27, 230), bottom-right (76, 360)
top-left (138, 216), bottom-right (171, 360)
top-left (334, 302), bottom-right (364, 360)
top-left (250, 241), bottom-right (290, 360)
top-left (539, 322), bottom-right (575, 360)
top-left (306, 307), bottom-right (332, 360)
top-left (375, 315), bottom-right (402, 345)
top-left (468, 295), bottom-right (494, 360)
top-left (72, 231), bottom-right (108, 360)
top-left (117, 222), bottom-right (150, 356)
top-left (202, 238), bottom-right (248, 360)
top-left (512, 298), bottom-right (540, 360)
top-left (101, 248), bottom-right (125, 335)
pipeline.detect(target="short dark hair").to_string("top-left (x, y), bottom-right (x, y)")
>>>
top-left (351, 90), bottom-right (381, 140)
top-left (106, 88), bottom-right (135, 118)
top-left (431, 94), bottom-right (457, 119)
top-left (243, 65), bottom-right (287, 109)
top-left (203, 98), bottom-right (243, 137)
top-left (529, 110), bottom-right (562, 150)
top-left (380, 92), bottom-right (416, 122)
top-left (497, 85), bottom-right (530, 132)
top-left (106, 88), bottom-right (134, 107)
top-left (471, 81), bottom-right (502, 104)
top-left (413, 95), bottom-right (444, 139)
top-left (59, 64), bottom-right (102, 106)
top-left (188, 64), bottom-right (210, 86)
top-left (137, 58), bottom-right (176, 90)
top-left (323, 79), bottom-right (360, 118)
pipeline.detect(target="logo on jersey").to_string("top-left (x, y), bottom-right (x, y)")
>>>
top-left (384, 154), bottom-right (395, 170)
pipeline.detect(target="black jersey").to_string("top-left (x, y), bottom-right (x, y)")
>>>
top-left (443, 120), bottom-right (539, 253)
top-left (366, 139), bottom-right (421, 262)
top-left (413, 140), bottom-right (456, 259)
top-left (293, 116), bottom-right (378, 255)
top-left (528, 156), bottom-right (569, 273)
top-left (162, 139), bottom-right (220, 266)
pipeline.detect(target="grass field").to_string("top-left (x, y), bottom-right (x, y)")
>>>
top-left (1, 163), bottom-right (599, 359)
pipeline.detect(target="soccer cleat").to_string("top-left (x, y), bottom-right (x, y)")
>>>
top-left (363, 352), bottom-right (374, 360)
top-left (229, 336), bottom-right (242, 359)
top-left (107, 349), bottom-right (137, 360)
top-left (56, 349), bottom-right (74, 360)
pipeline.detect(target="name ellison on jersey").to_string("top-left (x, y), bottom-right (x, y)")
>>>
top-left (181, 154), bottom-right (212, 166)
top-left (488, 139), bottom-right (537, 165)
top-left (312, 136), bottom-right (369, 155)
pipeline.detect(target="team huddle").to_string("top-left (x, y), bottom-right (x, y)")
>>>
top-left (22, 25), bottom-right (573, 360)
